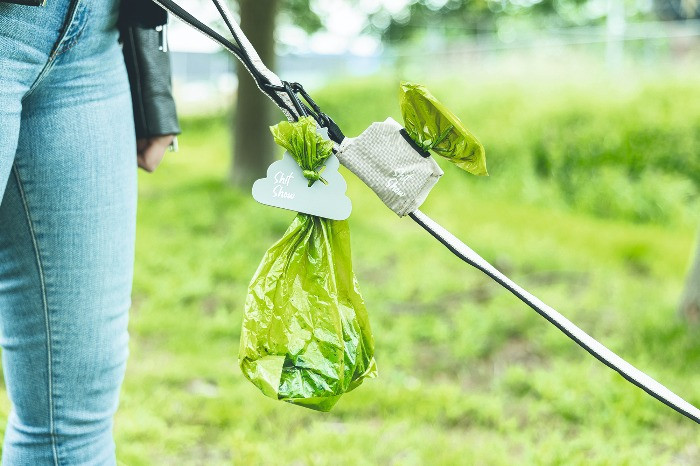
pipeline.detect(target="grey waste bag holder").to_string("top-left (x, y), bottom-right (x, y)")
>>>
top-left (151, 0), bottom-right (700, 424)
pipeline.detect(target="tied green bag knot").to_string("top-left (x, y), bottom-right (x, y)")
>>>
top-left (400, 82), bottom-right (488, 176)
top-left (302, 168), bottom-right (327, 186)
top-left (240, 118), bottom-right (377, 412)
top-left (270, 116), bottom-right (333, 186)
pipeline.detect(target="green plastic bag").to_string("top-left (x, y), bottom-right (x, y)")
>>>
top-left (400, 82), bottom-right (488, 176)
top-left (239, 117), bottom-right (377, 412)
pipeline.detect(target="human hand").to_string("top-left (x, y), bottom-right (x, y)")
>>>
top-left (137, 135), bottom-right (176, 173)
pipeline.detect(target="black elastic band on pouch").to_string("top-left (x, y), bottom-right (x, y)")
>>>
top-left (399, 128), bottom-right (431, 158)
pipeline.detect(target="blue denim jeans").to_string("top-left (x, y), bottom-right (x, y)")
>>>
top-left (0, 0), bottom-right (136, 464)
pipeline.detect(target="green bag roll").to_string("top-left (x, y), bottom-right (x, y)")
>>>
top-left (239, 117), bottom-right (377, 412)
top-left (400, 81), bottom-right (488, 176)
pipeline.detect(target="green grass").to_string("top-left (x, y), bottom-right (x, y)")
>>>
top-left (121, 74), bottom-right (699, 464)
top-left (3, 74), bottom-right (700, 464)
top-left (315, 72), bottom-right (700, 226)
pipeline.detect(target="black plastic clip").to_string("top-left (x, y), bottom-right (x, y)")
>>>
top-left (263, 81), bottom-right (346, 144)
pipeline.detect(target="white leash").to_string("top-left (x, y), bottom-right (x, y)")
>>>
top-left (410, 210), bottom-right (700, 424)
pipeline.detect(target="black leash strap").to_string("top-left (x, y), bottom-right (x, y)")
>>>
top-left (150, 0), bottom-right (344, 142)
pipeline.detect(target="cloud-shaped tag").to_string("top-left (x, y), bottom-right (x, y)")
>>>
top-left (252, 152), bottom-right (352, 220)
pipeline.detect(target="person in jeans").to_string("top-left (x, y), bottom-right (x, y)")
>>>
top-left (0, 0), bottom-right (179, 463)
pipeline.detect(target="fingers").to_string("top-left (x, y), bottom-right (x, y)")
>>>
top-left (137, 135), bottom-right (175, 173)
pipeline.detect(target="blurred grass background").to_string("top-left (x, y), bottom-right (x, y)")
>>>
top-left (90, 69), bottom-right (700, 464)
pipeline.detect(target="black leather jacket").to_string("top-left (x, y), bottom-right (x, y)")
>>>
top-left (2, 0), bottom-right (181, 140)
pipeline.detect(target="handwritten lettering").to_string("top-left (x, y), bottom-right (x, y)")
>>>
top-left (272, 171), bottom-right (296, 200)
top-left (274, 171), bottom-right (294, 186)
top-left (386, 169), bottom-right (414, 197)
top-left (273, 184), bottom-right (295, 199)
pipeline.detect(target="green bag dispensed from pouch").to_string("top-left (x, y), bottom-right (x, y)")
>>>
top-left (400, 81), bottom-right (488, 176)
top-left (239, 117), bottom-right (377, 412)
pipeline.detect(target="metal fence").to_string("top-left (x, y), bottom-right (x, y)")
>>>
top-left (170, 19), bottom-right (700, 113)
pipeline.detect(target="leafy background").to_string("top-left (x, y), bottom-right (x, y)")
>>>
top-left (38, 70), bottom-right (697, 464)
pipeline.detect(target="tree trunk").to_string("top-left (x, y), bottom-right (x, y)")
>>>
top-left (680, 228), bottom-right (700, 326)
top-left (231, 0), bottom-right (279, 188)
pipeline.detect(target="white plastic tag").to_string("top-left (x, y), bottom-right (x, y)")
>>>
top-left (252, 151), bottom-right (352, 220)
